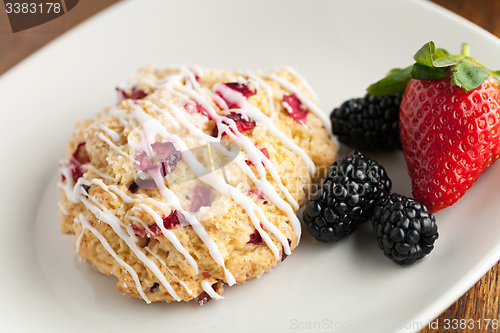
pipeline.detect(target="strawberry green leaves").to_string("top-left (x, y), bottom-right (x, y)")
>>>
top-left (367, 41), bottom-right (496, 96)
top-left (411, 63), bottom-right (449, 80)
top-left (412, 42), bottom-right (490, 91)
top-left (411, 42), bottom-right (459, 80)
top-left (412, 42), bottom-right (455, 67)
top-left (450, 60), bottom-right (490, 91)
top-left (367, 66), bottom-right (412, 97)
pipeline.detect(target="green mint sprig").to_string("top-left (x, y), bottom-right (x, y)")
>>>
top-left (367, 41), bottom-right (498, 96)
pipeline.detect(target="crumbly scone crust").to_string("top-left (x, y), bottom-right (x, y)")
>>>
top-left (59, 66), bottom-right (337, 303)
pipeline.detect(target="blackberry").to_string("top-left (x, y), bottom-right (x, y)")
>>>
top-left (330, 93), bottom-right (402, 151)
top-left (303, 151), bottom-right (392, 242)
top-left (372, 193), bottom-right (439, 265)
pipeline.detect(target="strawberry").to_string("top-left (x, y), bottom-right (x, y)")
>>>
top-left (368, 42), bottom-right (500, 213)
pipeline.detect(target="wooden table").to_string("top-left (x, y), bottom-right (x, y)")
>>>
top-left (0, 1), bottom-right (499, 331)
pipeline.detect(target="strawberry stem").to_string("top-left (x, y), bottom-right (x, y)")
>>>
top-left (461, 43), bottom-right (470, 57)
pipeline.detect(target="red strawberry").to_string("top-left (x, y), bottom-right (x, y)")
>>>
top-left (368, 42), bottom-right (500, 213)
top-left (400, 77), bottom-right (500, 212)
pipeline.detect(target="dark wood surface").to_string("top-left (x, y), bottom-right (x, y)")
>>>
top-left (0, 0), bottom-right (118, 75)
top-left (1, 1), bottom-right (499, 331)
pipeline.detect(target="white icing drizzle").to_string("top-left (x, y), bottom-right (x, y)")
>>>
top-left (144, 247), bottom-right (193, 295)
top-left (282, 100), bottom-right (295, 115)
top-left (127, 214), bottom-right (150, 229)
top-left (77, 213), bottom-right (152, 303)
top-left (201, 280), bottom-right (224, 300)
top-left (58, 162), bottom-right (85, 203)
top-left (74, 96), bottom-right (237, 292)
top-left (281, 69), bottom-right (340, 150)
top-left (58, 201), bottom-right (70, 215)
top-left (169, 135), bottom-right (286, 258)
top-left (73, 216), bottom-right (85, 250)
top-left (104, 183), bottom-right (167, 208)
top-left (138, 203), bottom-right (198, 272)
top-left (59, 66), bottom-right (331, 303)
top-left (149, 168), bottom-right (236, 285)
top-left (151, 97), bottom-right (297, 218)
top-left (147, 86), bottom-right (296, 254)
top-left (216, 73), bottom-right (316, 174)
top-left (88, 178), bottom-right (118, 201)
top-left (97, 124), bottom-right (121, 142)
top-left (233, 156), bottom-right (300, 247)
top-left (284, 66), bottom-right (320, 101)
top-left (117, 102), bottom-right (237, 285)
top-left (172, 79), bottom-right (306, 209)
top-left (81, 195), bottom-right (183, 301)
top-left (82, 164), bottom-right (117, 182)
top-left (213, 83), bottom-right (305, 207)
top-left (98, 133), bottom-right (131, 159)
top-left (268, 73), bottom-right (332, 132)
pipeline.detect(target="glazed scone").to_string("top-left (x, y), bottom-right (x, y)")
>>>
top-left (58, 65), bottom-right (337, 304)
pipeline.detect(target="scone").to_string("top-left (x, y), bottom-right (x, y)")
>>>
top-left (58, 65), bottom-right (337, 304)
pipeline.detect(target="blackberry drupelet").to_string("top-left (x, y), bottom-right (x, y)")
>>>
top-left (303, 151), bottom-right (392, 242)
top-left (330, 93), bottom-right (402, 151)
top-left (372, 193), bottom-right (439, 265)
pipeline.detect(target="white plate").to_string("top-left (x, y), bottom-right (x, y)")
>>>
top-left (1, 0), bottom-right (500, 332)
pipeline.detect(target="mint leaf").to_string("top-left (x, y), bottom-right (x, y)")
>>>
top-left (411, 63), bottom-right (449, 80)
top-left (413, 41), bottom-right (435, 67)
top-left (433, 48), bottom-right (450, 59)
top-left (368, 42), bottom-right (493, 96)
top-left (432, 55), bottom-right (462, 68)
top-left (386, 68), bottom-right (402, 75)
top-left (413, 42), bottom-right (460, 68)
top-left (367, 66), bottom-right (413, 96)
top-left (450, 60), bottom-right (490, 92)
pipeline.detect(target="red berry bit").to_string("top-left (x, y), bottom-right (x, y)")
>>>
top-left (211, 113), bottom-right (256, 138)
top-left (189, 186), bottom-right (214, 212)
top-left (136, 141), bottom-right (181, 177)
top-left (281, 239), bottom-right (292, 261)
top-left (149, 282), bottom-right (160, 293)
top-left (224, 82), bottom-right (257, 98)
top-left (248, 228), bottom-right (264, 245)
top-left (131, 223), bottom-right (161, 238)
top-left (128, 182), bottom-right (139, 193)
top-left (248, 189), bottom-right (265, 200)
top-left (260, 147), bottom-right (270, 159)
top-left (245, 147), bottom-right (270, 166)
top-left (184, 101), bottom-right (213, 120)
top-left (228, 113), bottom-right (256, 132)
top-left (132, 86), bottom-right (148, 100)
top-left (197, 282), bottom-right (220, 306)
top-left (67, 163), bottom-right (83, 182)
top-left (131, 210), bottom-right (186, 238)
top-left (215, 82), bottom-right (257, 109)
top-left (282, 93), bottom-right (309, 124)
top-left (197, 292), bottom-right (210, 306)
top-left (82, 184), bottom-right (91, 194)
top-left (116, 85), bottom-right (148, 102)
top-left (116, 87), bottom-right (128, 102)
top-left (68, 142), bottom-right (90, 182)
top-left (162, 210), bottom-right (187, 229)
